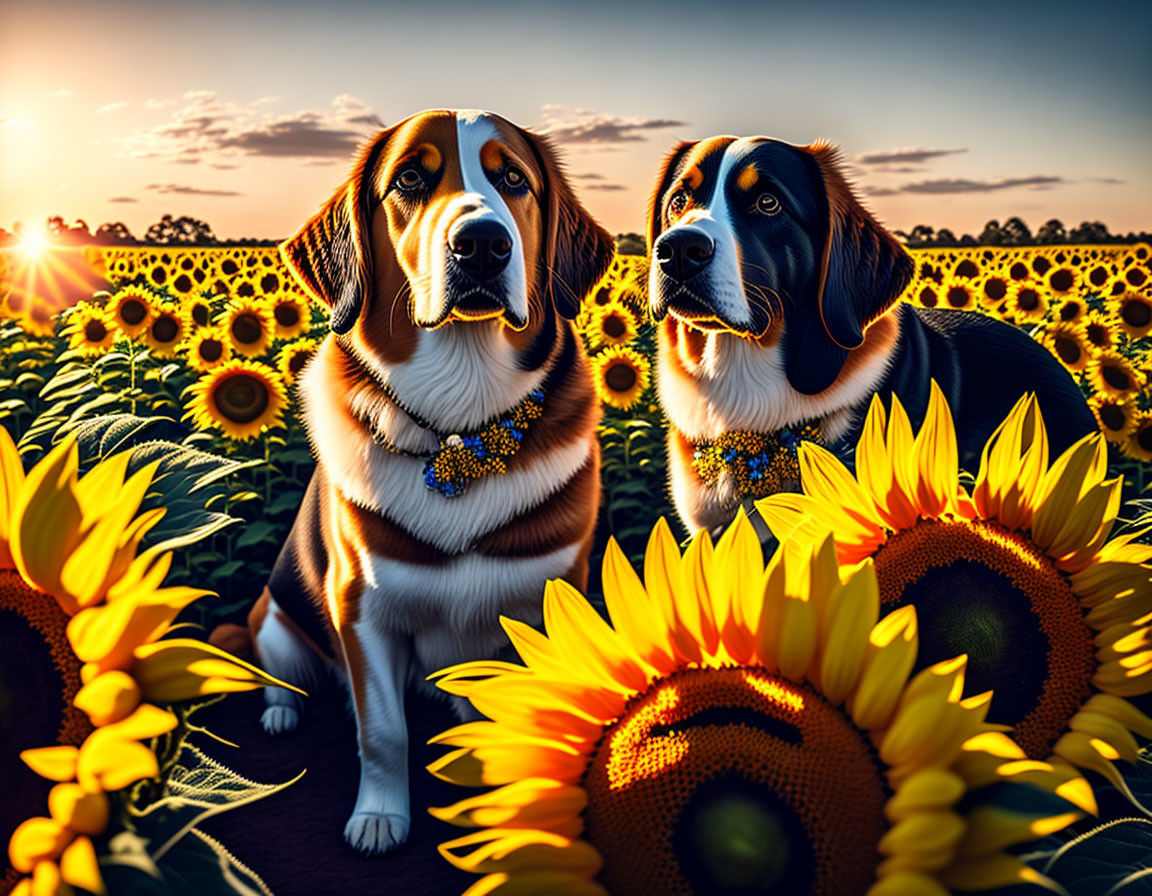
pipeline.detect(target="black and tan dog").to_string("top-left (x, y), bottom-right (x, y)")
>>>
top-left (646, 136), bottom-right (1096, 536)
top-left (237, 110), bottom-right (613, 855)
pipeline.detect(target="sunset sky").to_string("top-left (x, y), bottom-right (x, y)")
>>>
top-left (2, 0), bottom-right (1149, 242)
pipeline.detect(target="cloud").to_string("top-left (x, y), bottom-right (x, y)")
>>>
top-left (1094, 176), bottom-right (1125, 185)
top-left (863, 186), bottom-right (900, 196)
top-left (572, 173), bottom-right (605, 180)
top-left (108, 196), bottom-right (138, 203)
top-left (98, 101), bottom-right (128, 114)
top-left (854, 147), bottom-right (968, 165)
top-left (144, 98), bottom-right (170, 110)
top-left (145, 183), bottom-right (242, 197)
top-left (899, 175), bottom-right (1065, 194)
top-left (581, 183), bottom-right (627, 191)
top-left (51, 89), bottom-right (72, 97)
top-left (121, 92), bottom-right (384, 167)
top-left (539, 104), bottom-right (686, 145)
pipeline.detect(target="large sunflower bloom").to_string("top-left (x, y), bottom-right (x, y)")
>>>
top-left (276, 337), bottom-right (317, 383)
top-left (61, 306), bottom-right (117, 358)
top-left (1088, 395), bottom-right (1137, 444)
top-left (1087, 349), bottom-right (1145, 400)
top-left (181, 296), bottom-right (214, 332)
top-left (429, 515), bottom-right (1087, 896)
top-left (585, 300), bottom-right (639, 350)
top-left (266, 291), bottom-right (309, 339)
top-left (109, 286), bottom-right (155, 340)
top-left (1005, 282), bottom-right (1048, 323)
top-left (940, 277), bottom-right (977, 312)
top-left (1041, 321), bottom-right (1090, 374)
top-left (1113, 291), bottom-right (1152, 339)
top-left (757, 385), bottom-right (1152, 800)
top-left (1044, 266), bottom-right (1080, 297)
top-left (141, 302), bottom-right (185, 358)
top-left (1125, 411), bottom-right (1152, 463)
top-left (184, 359), bottom-right (288, 441)
top-left (183, 327), bottom-right (232, 373)
top-left (1080, 311), bottom-right (1116, 353)
top-left (223, 296), bottom-right (274, 357)
top-left (591, 345), bottom-right (650, 411)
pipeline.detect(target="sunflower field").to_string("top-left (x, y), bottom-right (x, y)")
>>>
top-left (1, 239), bottom-right (1151, 896)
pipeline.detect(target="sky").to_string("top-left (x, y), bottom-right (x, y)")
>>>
top-left (1, 0), bottom-right (1150, 241)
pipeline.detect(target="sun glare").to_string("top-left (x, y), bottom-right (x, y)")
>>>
top-left (20, 228), bottom-right (49, 257)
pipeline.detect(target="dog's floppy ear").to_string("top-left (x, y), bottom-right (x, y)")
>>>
top-left (522, 130), bottom-right (615, 319)
top-left (280, 129), bottom-right (392, 335)
top-left (646, 141), bottom-right (695, 252)
top-left (783, 141), bottom-right (914, 395)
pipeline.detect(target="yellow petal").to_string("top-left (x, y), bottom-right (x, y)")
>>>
top-left (957, 808), bottom-right (1081, 858)
top-left (776, 595), bottom-right (817, 682)
top-left (937, 854), bottom-right (1054, 891)
top-left (20, 747), bottom-right (79, 782)
top-left (877, 811), bottom-right (964, 871)
top-left (866, 871), bottom-right (949, 896)
top-left (72, 670), bottom-right (140, 726)
top-left (0, 424), bottom-right (25, 568)
top-left (601, 537), bottom-right (673, 674)
top-left (7, 818), bottom-right (71, 873)
top-left (797, 442), bottom-right (882, 543)
top-left (680, 530), bottom-right (721, 658)
top-left (439, 829), bottom-right (602, 876)
top-left (1052, 731), bottom-right (1150, 812)
top-left (880, 697), bottom-right (965, 771)
top-left (884, 769), bottom-right (966, 823)
top-left (713, 508), bottom-right (763, 664)
top-left (48, 784), bottom-right (109, 836)
top-left (819, 559), bottom-right (880, 704)
top-left (76, 737), bottom-right (159, 793)
top-left (428, 778), bottom-right (586, 836)
top-left (1031, 434), bottom-right (1105, 549)
top-left (58, 836), bottom-right (104, 895)
top-left (543, 579), bottom-right (648, 693)
top-left (911, 381), bottom-right (959, 518)
top-left (848, 606), bottom-right (919, 730)
top-left (643, 516), bottom-right (702, 665)
top-left (1068, 710), bottom-right (1140, 762)
top-left (30, 860), bottom-right (70, 896)
top-left (131, 637), bottom-right (306, 702)
top-left (1081, 693), bottom-right (1152, 739)
top-left (1047, 478), bottom-right (1122, 570)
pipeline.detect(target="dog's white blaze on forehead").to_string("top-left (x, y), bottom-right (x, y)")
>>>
top-left (454, 111), bottom-right (529, 323)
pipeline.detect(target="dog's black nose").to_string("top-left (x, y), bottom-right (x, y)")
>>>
top-left (656, 228), bottom-right (714, 281)
top-left (449, 218), bottom-right (513, 282)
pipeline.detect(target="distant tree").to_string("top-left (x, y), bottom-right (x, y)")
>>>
top-left (1069, 220), bottom-right (1111, 243)
top-left (94, 222), bottom-right (138, 245)
top-left (1036, 219), bottom-right (1066, 243)
top-left (907, 224), bottom-right (935, 246)
top-left (978, 220), bottom-right (1003, 245)
top-left (959, 233), bottom-right (977, 245)
top-left (0, 227), bottom-right (13, 247)
top-left (1001, 217), bottom-right (1032, 245)
top-left (144, 214), bottom-right (217, 245)
top-left (934, 228), bottom-right (957, 245)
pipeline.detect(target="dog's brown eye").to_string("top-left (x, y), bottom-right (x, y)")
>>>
top-left (668, 190), bottom-right (688, 218)
top-left (396, 168), bottom-right (423, 191)
top-left (756, 193), bottom-right (781, 215)
top-left (504, 167), bottom-right (524, 186)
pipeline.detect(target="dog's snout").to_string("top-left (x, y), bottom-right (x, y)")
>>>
top-left (656, 228), bottom-right (715, 282)
top-left (449, 218), bottom-right (513, 282)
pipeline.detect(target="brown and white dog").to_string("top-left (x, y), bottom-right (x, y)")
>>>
top-left (646, 136), bottom-right (1096, 537)
top-left (247, 109), bottom-right (613, 855)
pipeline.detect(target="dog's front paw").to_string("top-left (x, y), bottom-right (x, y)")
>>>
top-left (344, 811), bottom-right (410, 855)
top-left (260, 705), bottom-right (300, 735)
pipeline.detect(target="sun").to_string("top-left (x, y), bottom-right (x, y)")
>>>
top-left (19, 227), bottom-right (50, 258)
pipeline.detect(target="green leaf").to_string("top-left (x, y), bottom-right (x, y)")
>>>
top-left (233, 520), bottom-right (280, 549)
top-left (264, 490), bottom-right (304, 515)
top-left (1034, 818), bottom-right (1152, 896)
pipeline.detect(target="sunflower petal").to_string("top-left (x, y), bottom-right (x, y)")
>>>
top-left (911, 382), bottom-right (959, 518)
top-left (601, 538), bottom-right (673, 674)
top-left (438, 829), bottom-right (601, 876)
top-left (7, 818), bottom-right (70, 873)
top-left (20, 747), bottom-right (79, 782)
top-left (429, 778), bottom-right (586, 836)
top-left (848, 606), bottom-right (919, 731)
top-left (461, 872), bottom-right (608, 896)
top-left (58, 836), bottom-right (105, 895)
top-left (131, 637), bottom-right (305, 702)
top-left (643, 517), bottom-right (701, 665)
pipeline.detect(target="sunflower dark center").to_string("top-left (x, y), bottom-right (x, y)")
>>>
top-left (173, 274), bottom-right (192, 293)
top-left (1098, 403), bottom-right (1126, 432)
top-left (84, 319), bottom-right (107, 342)
top-left (955, 260), bottom-right (978, 278)
top-left (261, 274), bottom-right (281, 293)
top-left (1017, 289), bottom-right (1040, 311)
top-left (199, 338), bottom-right (224, 362)
top-left (983, 279), bottom-right (1008, 301)
top-left (1059, 301), bottom-right (1081, 321)
top-left (274, 305), bottom-right (300, 327)
top-left (1089, 267), bottom-right (1109, 287)
top-left (150, 266), bottom-right (167, 285)
top-left (1121, 299), bottom-right (1151, 328)
top-left (120, 299), bottom-right (146, 325)
top-left (152, 316), bottom-right (178, 343)
top-left (221, 260), bottom-right (239, 276)
top-left (873, 519), bottom-right (1095, 758)
top-left (1053, 336), bottom-right (1082, 366)
top-left (602, 314), bottom-right (627, 339)
top-left (232, 313), bottom-right (263, 344)
top-left (1086, 323), bottom-right (1109, 346)
top-left (192, 303), bottom-right (210, 327)
top-left (215, 374), bottom-right (270, 423)
top-left (1102, 364), bottom-right (1130, 391)
top-left (583, 667), bottom-right (887, 896)
top-left (1009, 262), bottom-right (1029, 280)
top-left (1126, 268), bottom-right (1148, 287)
top-left (1138, 423), bottom-right (1152, 451)
top-left (918, 286), bottom-right (937, 306)
top-left (606, 361), bottom-right (638, 393)
top-left (1049, 269), bottom-right (1074, 292)
top-left (946, 286), bottom-right (969, 307)
top-left (595, 286), bottom-right (611, 305)
top-left (1032, 257), bottom-right (1052, 275)
top-left (288, 350), bottom-right (313, 375)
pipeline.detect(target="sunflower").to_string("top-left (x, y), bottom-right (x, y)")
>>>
top-left (952, 256), bottom-right (980, 279)
top-left (230, 274), bottom-right (260, 301)
top-left (910, 280), bottom-right (939, 309)
top-left (1008, 260), bottom-right (1031, 282)
top-left (976, 274), bottom-right (1010, 311)
top-left (1044, 265), bottom-right (1080, 297)
top-left (222, 296), bottom-right (274, 357)
top-left (23, 300), bottom-right (57, 338)
top-left (940, 278), bottom-right (977, 311)
top-left (1084, 263), bottom-right (1114, 293)
top-left (183, 327), bottom-right (232, 373)
top-left (143, 258), bottom-right (169, 290)
top-left (184, 359), bottom-right (288, 440)
top-left (757, 386), bottom-right (1152, 804)
top-left (1087, 349), bottom-right (1145, 400)
top-left (1081, 311), bottom-right (1116, 353)
top-left (1041, 321), bottom-right (1090, 373)
top-left (276, 337), bottom-right (317, 382)
top-left (109, 286), bottom-right (155, 339)
top-left (1089, 395), bottom-right (1137, 444)
top-left (586, 300), bottom-right (639, 349)
top-left (1006, 281), bottom-right (1048, 323)
top-left (591, 345), bottom-right (650, 411)
top-left (1125, 411), bottom-right (1152, 462)
top-left (429, 514), bottom-right (1087, 896)
top-left (1052, 296), bottom-right (1087, 325)
top-left (181, 295), bottom-right (214, 332)
top-left (61, 305), bottom-right (116, 357)
top-left (0, 431), bottom-right (303, 896)
top-left (1113, 292), bottom-right (1152, 339)
top-left (140, 302), bottom-right (184, 358)
top-left (1031, 254), bottom-right (1054, 278)
top-left (1121, 262), bottom-right (1149, 292)
top-left (266, 292), bottom-right (309, 339)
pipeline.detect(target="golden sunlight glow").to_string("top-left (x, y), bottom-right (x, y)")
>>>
top-left (20, 227), bottom-right (50, 257)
